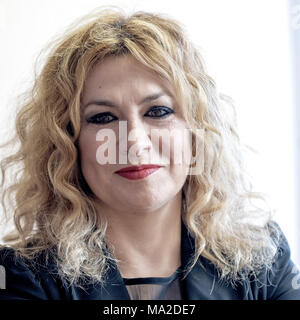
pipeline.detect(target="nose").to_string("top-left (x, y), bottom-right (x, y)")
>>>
top-left (119, 117), bottom-right (152, 162)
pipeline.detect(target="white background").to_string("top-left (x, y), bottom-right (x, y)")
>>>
top-left (0, 0), bottom-right (299, 266)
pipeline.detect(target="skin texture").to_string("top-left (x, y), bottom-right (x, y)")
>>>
top-left (78, 54), bottom-right (192, 278)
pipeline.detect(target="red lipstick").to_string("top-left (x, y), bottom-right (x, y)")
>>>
top-left (115, 165), bottom-right (162, 180)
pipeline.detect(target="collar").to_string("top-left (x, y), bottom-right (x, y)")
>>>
top-left (70, 219), bottom-right (198, 300)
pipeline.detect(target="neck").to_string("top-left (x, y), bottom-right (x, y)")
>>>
top-left (101, 191), bottom-right (182, 278)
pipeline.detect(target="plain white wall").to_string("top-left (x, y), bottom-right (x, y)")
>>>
top-left (0, 0), bottom-right (298, 266)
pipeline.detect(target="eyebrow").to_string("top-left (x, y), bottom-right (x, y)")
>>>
top-left (83, 91), bottom-right (171, 109)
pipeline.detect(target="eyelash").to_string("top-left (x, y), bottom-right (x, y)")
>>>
top-left (86, 106), bottom-right (175, 125)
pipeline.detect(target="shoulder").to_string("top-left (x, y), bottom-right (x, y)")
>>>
top-left (193, 222), bottom-right (300, 300)
top-left (0, 244), bottom-right (56, 274)
top-left (0, 245), bottom-right (69, 300)
top-left (247, 223), bottom-right (300, 300)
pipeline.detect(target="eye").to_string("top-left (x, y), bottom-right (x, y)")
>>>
top-left (86, 112), bottom-right (117, 124)
top-left (145, 106), bottom-right (174, 118)
top-left (86, 106), bottom-right (174, 125)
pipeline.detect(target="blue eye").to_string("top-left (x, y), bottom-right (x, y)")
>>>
top-left (86, 106), bottom-right (174, 125)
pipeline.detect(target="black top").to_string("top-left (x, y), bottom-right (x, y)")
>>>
top-left (0, 221), bottom-right (299, 300)
top-left (123, 266), bottom-right (182, 299)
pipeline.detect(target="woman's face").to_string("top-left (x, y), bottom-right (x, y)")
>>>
top-left (78, 54), bottom-right (191, 213)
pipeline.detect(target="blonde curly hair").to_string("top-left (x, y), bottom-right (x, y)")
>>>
top-left (0, 6), bottom-right (280, 288)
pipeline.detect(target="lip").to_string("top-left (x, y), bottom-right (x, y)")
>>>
top-left (115, 165), bottom-right (162, 180)
top-left (115, 164), bottom-right (162, 173)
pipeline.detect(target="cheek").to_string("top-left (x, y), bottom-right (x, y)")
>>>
top-left (79, 131), bottom-right (96, 161)
top-left (166, 123), bottom-right (192, 167)
top-left (78, 130), bottom-right (107, 174)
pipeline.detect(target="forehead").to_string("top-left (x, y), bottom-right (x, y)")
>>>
top-left (82, 55), bottom-right (174, 99)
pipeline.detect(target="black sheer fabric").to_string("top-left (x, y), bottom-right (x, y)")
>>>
top-left (123, 267), bottom-right (183, 300)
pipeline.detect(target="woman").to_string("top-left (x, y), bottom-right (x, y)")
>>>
top-left (0, 7), bottom-right (299, 300)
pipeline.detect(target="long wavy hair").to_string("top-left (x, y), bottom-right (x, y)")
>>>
top-left (0, 6), bottom-right (281, 288)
